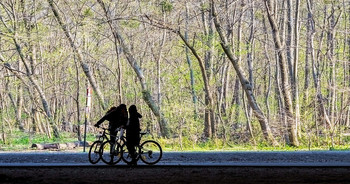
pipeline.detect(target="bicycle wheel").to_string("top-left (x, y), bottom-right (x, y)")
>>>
top-left (100, 141), bottom-right (122, 165)
top-left (140, 140), bottom-right (162, 165)
top-left (121, 143), bottom-right (140, 164)
top-left (89, 141), bottom-right (102, 164)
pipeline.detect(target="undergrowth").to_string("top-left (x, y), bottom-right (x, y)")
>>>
top-left (1, 131), bottom-right (349, 152)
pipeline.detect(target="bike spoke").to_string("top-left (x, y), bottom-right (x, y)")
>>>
top-left (140, 140), bottom-right (162, 165)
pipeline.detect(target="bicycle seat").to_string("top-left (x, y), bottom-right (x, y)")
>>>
top-left (140, 132), bottom-right (147, 136)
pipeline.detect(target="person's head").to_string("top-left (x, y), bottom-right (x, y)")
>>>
top-left (128, 105), bottom-right (137, 114)
top-left (119, 104), bottom-right (127, 116)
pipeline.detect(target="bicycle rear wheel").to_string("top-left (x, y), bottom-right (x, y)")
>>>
top-left (140, 140), bottom-right (162, 165)
top-left (100, 141), bottom-right (122, 165)
top-left (121, 143), bottom-right (140, 164)
top-left (88, 141), bottom-right (102, 164)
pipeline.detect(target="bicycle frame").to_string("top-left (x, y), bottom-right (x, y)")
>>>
top-left (97, 128), bottom-right (110, 142)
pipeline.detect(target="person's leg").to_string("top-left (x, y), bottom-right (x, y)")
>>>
top-left (110, 133), bottom-right (116, 154)
top-left (130, 137), bottom-right (139, 165)
top-left (126, 140), bottom-right (136, 165)
top-left (119, 128), bottom-right (124, 139)
top-left (130, 143), bottom-right (137, 165)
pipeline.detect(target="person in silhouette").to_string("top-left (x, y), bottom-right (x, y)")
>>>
top-left (126, 105), bottom-right (142, 166)
top-left (94, 104), bottom-right (128, 151)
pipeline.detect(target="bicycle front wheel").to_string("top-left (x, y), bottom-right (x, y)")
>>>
top-left (100, 141), bottom-right (122, 165)
top-left (88, 141), bottom-right (102, 164)
top-left (139, 140), bottom-right (162, 165)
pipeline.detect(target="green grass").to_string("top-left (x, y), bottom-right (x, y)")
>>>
top-left (1, 131), bottom-right (350, 152)
top-left (0, 131), bottom-right (97, 151)
top-left (156, 137), bottom-right (350, 152)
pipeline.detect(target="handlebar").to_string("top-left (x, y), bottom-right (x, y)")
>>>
top-left (96, 127), bottom-right (109, 132)
top-left (100, 127), bottom-right (108, 131)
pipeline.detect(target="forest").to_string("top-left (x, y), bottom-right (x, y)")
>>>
top-left (0, 0), bottom-right (349, 151)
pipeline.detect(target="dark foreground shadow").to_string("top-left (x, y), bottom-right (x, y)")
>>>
top-left (1, 165), bottom-right (350, 184)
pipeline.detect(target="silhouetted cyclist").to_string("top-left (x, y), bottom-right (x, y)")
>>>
top-left (95, 104), bottom-right (128, 151)
top-left (126, 105), bottom-right (142, 166)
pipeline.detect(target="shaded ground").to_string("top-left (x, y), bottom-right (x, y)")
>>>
top-left (1, 165), bottom-right (350, 184)
top-left (1, 151), bottom-right (350, 183)
top-left (1, 151), bottom-right (350, 165)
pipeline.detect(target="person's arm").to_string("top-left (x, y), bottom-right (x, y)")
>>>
top-left (95, 110), bottom-right (114, 127)
top-left (137, 112), bottom-right (142, 119)
top-left (95, 117), bottom-right (105, 127)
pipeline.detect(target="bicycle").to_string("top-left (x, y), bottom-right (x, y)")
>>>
top-left (88, 127), bottom-right (110, 164)
top-left (121, 132), bottom-right (162, 165)
top-left (99, 129), bottom-right (126, 165)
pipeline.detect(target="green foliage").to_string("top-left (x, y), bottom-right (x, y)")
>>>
top-left (121, 20), bottom-right (140, 29)
top-left (1, 0), bottom-right (349, 152)
top-left (323, 0), bottom-right (335, 5)
top-left (160, 0), bottom-right (173, 13)
top-left (2, 127), bottom-right (350, 151)
top-left (83, 8), bottom-right (94, 18)
top-left (200, 2), bottom-right (210, 11)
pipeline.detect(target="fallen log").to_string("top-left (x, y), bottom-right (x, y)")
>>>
top-left (31, 141), bottom-right (90, 150)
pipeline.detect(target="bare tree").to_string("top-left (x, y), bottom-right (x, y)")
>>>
top-left (0, 2), bottom-right (60, 138)
top-left (47, 0), bottom-right (107, 110)
top-left (211, 1), bottom-right (277, 145)
top-left (263, 0), bottom-right (299, 146)
top-left (185, 2), bottom-right (198, 119)
top-left (97, 0), bottom-right (170, 137)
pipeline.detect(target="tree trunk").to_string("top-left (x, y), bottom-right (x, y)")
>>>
top-left (73, 56), bottom-right (82, 141)
top-left (97, 0), bottom-right (170, 137)
top-left (15, 60), bottom-right (24, 131)
top-left (286, 0), bottom-right (294, 82)
top-left (0, 92), bottom-right (6, 144)
top-left (4, 70), bottom-right (24, 132)
top-left (152, 12), bottom-right (167, 135)
top-left (185, 2), bottom-right (198, 119)
top-left (233, 3), bottom-right (243, 135)
top-left (211, 1), bottom-right (278, 145)
top-left (47, 0), bottom-right (106, 110)
top-left (263, 0), bottom-right (299, 146)
top-left (4, 48), bottom-right (60, 138)
top-left (0, 10), bottom-right (60, 137)
top-left (177, 31), bottom-right (215, 139)
top-left (143, 9), bottom-right (216, 139)
top-left (293, 0), bottom-right (301, 138)
top-left (245, 0), bottom-right (255, 140)
top-left (200, 1), bottom-right (216, 138)
top-left (303, 0), bottom-right (312, 118)
top-left (326, 2), bottom-right (340, 132)
top-left (307, 0), bottom-right (332, 131)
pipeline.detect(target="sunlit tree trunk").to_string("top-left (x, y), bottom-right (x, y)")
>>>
top-left (185, 2), bottom-right (198, 119)
top-left (245, 0), bottom-right (255, 141)
top-left (233, 2), bottom-right (243, 136)
top-left (200, 1), bottom-right (216, 138)
top-left (211, 1), bottom-right (278, 145)
top-left (177, 31), bottom-right (215, 139)
top-left (97, 0), bottom-right (170, 137)
top-left (0, 2), bottom-right (60, 137)
top-left (48, 0), bottom-right (106, 110)
top-left (293, 0), bottom-right (301, 138)
top-left (307, 0), bottom-right (332, 134)
top-left (263, 0), bottom-right (299, 146)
